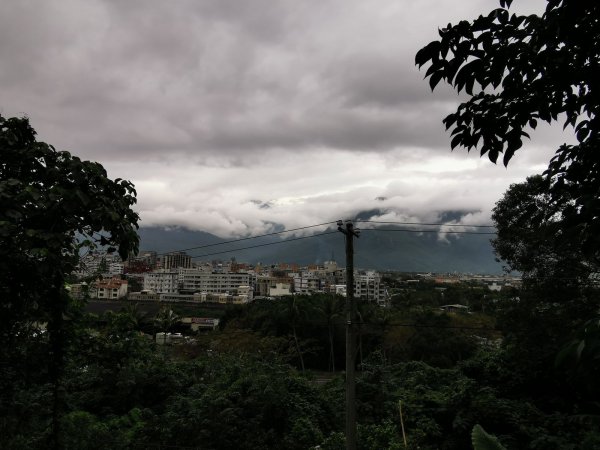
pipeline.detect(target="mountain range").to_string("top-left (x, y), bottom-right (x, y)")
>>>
top-left (138, 222), bottom-right (505, 274)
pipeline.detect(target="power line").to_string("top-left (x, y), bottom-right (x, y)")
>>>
top-left (156, 221), bottom-right (337, 256)
top-left (141, 220), bottom-right (496, 258)
top-left (360, 228), bottom-right (496, 235)
top-left (188, 231), bottom-right (339, 260)
top-left (153, 223), bottom-right (496, 259)
top-left (151, 220), bottom-right (496, 257)
top-left (184, 228), bottom-right (496, 260)
top-left (356, 220), bottom-right (496, 228)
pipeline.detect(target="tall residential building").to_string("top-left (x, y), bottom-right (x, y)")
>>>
top-left (354, 271), bottom-right (388, 306)
top-left (163, 252), bottom-right (192, 270)
top-left (328, 270), bottom-right (388, 306)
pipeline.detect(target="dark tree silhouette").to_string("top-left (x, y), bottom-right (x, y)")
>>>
top-left (416, 0), bottom-right (600, 257)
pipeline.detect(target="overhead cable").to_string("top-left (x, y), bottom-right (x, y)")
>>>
top-left (189, 231), bottom-right (339, 259)
top-left (156, 221), bottom-right (337, 256)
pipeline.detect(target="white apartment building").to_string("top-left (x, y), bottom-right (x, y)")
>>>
top-left (268, 282), bottom-right (292, 297)
top-left (142, 268), bottom-right (253, 300)
top-left (109, 262), bottom-right (124, 276)
top-left (354, 271), bottom-right (388, 305)
top-left (292, 272), bottom-right (322, 294)
top-left (178, 268), bottom-right (253, 299)
top-left (328, 271), bottom-right (388, 306)
top-left (143, 270), bottom-right (179, 294)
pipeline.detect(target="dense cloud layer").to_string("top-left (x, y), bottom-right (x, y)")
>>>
top-left (1, 0), bottom-right (570, 238)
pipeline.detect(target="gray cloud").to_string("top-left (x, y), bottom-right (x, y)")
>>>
top-left (1, 0), bottom-right (560, 237)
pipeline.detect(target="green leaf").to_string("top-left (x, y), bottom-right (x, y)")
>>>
top-left (471, 424), bottom-right (507, 450)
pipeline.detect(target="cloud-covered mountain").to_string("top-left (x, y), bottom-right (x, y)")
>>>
top-left (138, 222), bottom-right (503, 274)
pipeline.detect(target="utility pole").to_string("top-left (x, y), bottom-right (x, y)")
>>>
top-left (337, 219), bottom-right (360, 450)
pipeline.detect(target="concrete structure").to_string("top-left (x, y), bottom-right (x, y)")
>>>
top-left (156, 332), bottom-right (184, 345)
top-left (331, 284), bottom-right (347, 296)
top-left (327, 272), bottom-right (388, 306)
top-left (159, 293), bottom-right (200, 302)
top-left (268, 282), bottom-right (292, 297)
top-left (194, 292), bottom-right (250, 304)
top-left (128, 290), bottom-right (161, 302)
top-left (181, 317), bottom-right (220, 331)
top-left (108, 262), bottom-right (124, 276)
top-left (143, 270), bottom-right (179, 294)
top-left (256, 275), bottom-right (292, 297)
top-left (178, 268), bottom-right (253, 299)
top-left (125, 251), bottom-right (157, 273)
top-left (162, 252), bottom-right (192, 270)
top-left (354, 271), bottom-right (388, 305)
top-left (292, 272), bottom-right (322, 294)
top-left (129, 291), bottom-right (251, 304)
top-left (94, 277), bottom-right (128, 299)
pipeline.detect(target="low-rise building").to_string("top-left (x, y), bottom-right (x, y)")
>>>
top-left (128, 290), bottom-right (161, 302)
top-left (181, 317), bottom-right (220, 331)
top-left (94, 277), bottom-right (128, 300)
top-left (269, 282), bottom-right (292, 297)
top-left (292, 273), bottom-right (322, 294)
top-left (178, 268), bottom-right (253, 299)
top-left (256, 275), bottom-right (292, 297)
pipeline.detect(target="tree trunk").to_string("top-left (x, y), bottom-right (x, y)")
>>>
top-left (292, 326), bottom-right (305, 372)
top-left (328, 324), bottom-right (335, 372)
top-left (48, 273), bottom-right (67, 450)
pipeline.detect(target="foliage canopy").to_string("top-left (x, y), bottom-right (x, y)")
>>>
top-left (0, 114), bottom-right (140, 448)
top-left (416, 0), bottom-right (600, 254)
top-left (0, 114), bottom-right (139, 328)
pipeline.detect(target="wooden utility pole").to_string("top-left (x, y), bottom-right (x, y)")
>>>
top-left (337, 220), bottom-right (360, 450)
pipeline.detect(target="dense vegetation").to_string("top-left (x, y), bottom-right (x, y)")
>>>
top-left (2, 275), bottom-right (599, 449)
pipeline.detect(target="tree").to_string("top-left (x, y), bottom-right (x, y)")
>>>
top-left (471, 425), bottom-right (506, 450)
top-left (416, 0), bottom-right (600, 256)
top-left (490, 175), bottom-right (600, 408)
top-left (491, 175), bottom-right (594, 279)
top-left (276, 296), bottom-right (309, 371)
top-left (1, 114), bottom-right (139, 327)
top-left (0, 114), bottom-right (139, 448)
top-left (154, 306), bottom-right (179, 335)
top-left (316, 294), bottom-right (343, 372)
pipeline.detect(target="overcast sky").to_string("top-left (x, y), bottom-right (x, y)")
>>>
top-left (1, 0), bottom-right (570, 238)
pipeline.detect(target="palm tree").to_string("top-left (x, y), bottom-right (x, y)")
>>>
top-left (121, 302), bottom-right (147, 331)
top-left (154, 306), bottom-right (179, 336)
top-left (276, 296), bottom-right (310, 372)
top-left (373, 307), bottom-right (393, 362)
top-left (317, 294), bottom-right (343, 372)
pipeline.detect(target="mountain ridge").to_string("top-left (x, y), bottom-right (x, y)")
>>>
top-left (138, 224), bottom-right (504, 274)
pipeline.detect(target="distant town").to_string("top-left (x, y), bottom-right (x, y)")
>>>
top-left (69, 249), bottom-right (521, 307)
